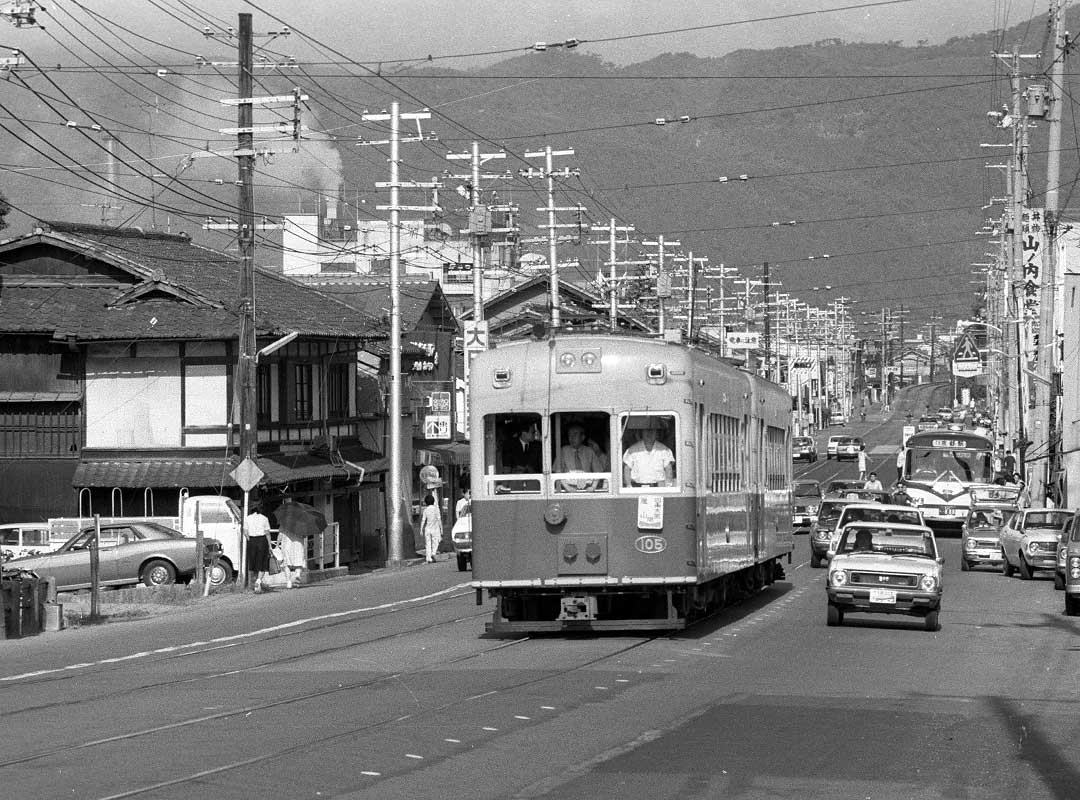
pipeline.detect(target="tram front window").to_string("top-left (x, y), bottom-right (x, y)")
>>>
top-left (620, 414), bottom-right (677, 490)
top-left (485, 413), bottom-right (542, 494)
top-left (551, 412), bottom-right (611, 493)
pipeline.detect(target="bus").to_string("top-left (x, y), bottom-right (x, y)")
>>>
top-left (900, 430), bottom-right (996, 527)
top-left (468, 333), bottom-right (794, 634)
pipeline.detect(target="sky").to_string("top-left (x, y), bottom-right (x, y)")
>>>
top-left (113, 0), bottom-right (1005, 68)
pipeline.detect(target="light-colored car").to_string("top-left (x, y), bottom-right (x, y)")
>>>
top-left (792, 480), bottom-right (822, 529)
top-left (829, 412), bottom-right (847, 426)
top-left (999, 508), bottom-right (1074, 580)
top-left (826, 503), bottom-right (926, 559)
top-left (834, 436), bottom-right (863, 461)
top-left (826, 521), bottom-right (943, 631)
top-left (0, 522), bottom-right (56, 561)
top-left (5, 521), bottom-right (226, 591)
top-left (826, 435), bottom-right (845, 460)
top-left (792, 436), bottom-right (818, 463)
top-left (916, 416), bottom-right (939, 432)
top-left (960, 504), bottom-right (1017, 571)
top-left (1062, 512), bottom-right (1080, 615)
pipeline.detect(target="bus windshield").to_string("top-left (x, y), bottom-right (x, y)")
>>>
top-left (908, 447), bottom-right (993, 484)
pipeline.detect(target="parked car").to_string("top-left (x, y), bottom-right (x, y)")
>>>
top-left (826, 503), bottom-right (926, 559)
top-left (1062, 512), bottom-right (1080, 615)
top-left (4, 521), bottom-right (226, 591)
top-left (0, 522), bottom-right (56, 562)
top-left (792, 480), bottom-right (822, 529)
top-left (999, 508), bottom-right (1074, 580)
top-left (835, 436), bottom-right (863, 461)
top-left (792, 436), bottom-right (818, 463)
top-left (961, 503), bottom-right (1018, 572)
top-left (826, 522), bottom-right (943, 631)
top-left (826, 435), bottom-right (845, 460)
top-left (810, 497), bottom-right (859, 568)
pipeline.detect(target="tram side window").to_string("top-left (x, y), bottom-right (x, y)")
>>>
top-left (704, 413), bottom-right (742, 492)
top-left (765, 425), bottom-right (788, 490)
top-left (551, 412), bottom-right (611, 493)
top-left (620, 414), bottom-right (677, 489)
top-left (485, 413), bottom-right (542, 494)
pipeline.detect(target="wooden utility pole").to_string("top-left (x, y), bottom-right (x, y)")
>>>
top-left (521, 148), bottom-right (580, 329)
top-left (237, 13), bottom-right (257, 464)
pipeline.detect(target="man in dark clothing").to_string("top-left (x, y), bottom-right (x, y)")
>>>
top-left (502, 422), bottom-right (541, 473)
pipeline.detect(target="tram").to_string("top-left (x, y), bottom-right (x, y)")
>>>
top-left (900, 430), bottom-right (996, 528)
top-left (468, 334), bottom-right (794, 634)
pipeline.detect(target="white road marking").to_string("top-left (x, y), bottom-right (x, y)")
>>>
top-left (0, 584), bottom-right (472, 683)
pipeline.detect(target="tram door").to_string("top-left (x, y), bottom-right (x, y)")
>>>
top-left (749, 415), bottom-right (764, 562)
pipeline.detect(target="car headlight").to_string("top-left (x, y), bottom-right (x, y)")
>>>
top-left (814, 530), bottom-right (831, 541)
top-left (829, 569), bottom-right (847, 586)
top-left (1028, 541), bottom-right (1041, 555)
top-left (1059, 547), bottom-right (1068, 562)
top-left (919, 574), bottom-right (938, 592)
top-left (808, 505), bottom-right (819, 514)
top-left (963, 538), bottom-right (977, 551)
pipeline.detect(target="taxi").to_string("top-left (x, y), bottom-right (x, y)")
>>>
top-left (960, 485), bottom-right (1020, 572)
top-left (826, 522), bottom-right (943, 631)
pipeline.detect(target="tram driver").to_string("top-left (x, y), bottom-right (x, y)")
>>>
top-left (622, 416), bottom-right (675, 488)
top-left (554, 422), bottom-right (603, 491)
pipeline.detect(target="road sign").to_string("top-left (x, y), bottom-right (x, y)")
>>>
top-left (230, 457), bottom-right (264, 492)
top-left (952, 332), bottom-right (982, 377)
top-left (726, 330), bottom-right (760, 350)
top-left (430, 391), bottom-right (451, 413)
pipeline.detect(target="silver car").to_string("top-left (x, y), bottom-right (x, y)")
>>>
top-left (999, 509), bottom-right (1074, 580)
top-left (6, 521), bottom-right (225, 591)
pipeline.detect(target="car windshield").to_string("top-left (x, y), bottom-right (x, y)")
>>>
top-left (1024, 511), bottom-right (1072, 529)
top-left (794, 483), bottom-right (820, 498)
top-left (838, 527), bottom-right (936, 557)
top-left (817, 502), bottom-right (850, 526)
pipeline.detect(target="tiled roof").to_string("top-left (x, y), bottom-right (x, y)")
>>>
top-left (0, 223), bottom-right (385, 341)
top-left (294, 277), bottom-right (446, 330)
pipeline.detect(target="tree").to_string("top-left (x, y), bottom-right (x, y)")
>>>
top-left (0, 191), bottom-right (9, 231)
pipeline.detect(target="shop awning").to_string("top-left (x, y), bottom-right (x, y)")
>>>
top-left (72, 446), bottom-right (388, 490)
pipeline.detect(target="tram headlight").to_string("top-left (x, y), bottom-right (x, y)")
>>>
top-left (580, 351), bottom-right (598, 367)
top-left (559, 352), bottom-right (576, 369)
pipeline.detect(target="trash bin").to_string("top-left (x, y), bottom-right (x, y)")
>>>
top-left (0, 569), bottom-right (47, 639)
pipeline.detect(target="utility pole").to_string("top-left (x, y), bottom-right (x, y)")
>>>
top-left (642, 236), bottom-right (680, 334)
top-left (1032, 2), bottom-right (1067, 505)
top-left (520, 147), bottom-right (580, 329)
top-left (237, 14), bottom-right (257, 466)
top-left (589, 219), bottom-right (639, 332)
top-left (364, 104), bottom-right (439, 565)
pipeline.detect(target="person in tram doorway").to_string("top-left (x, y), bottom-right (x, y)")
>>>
top-left (857, 442), bottom-right (868, 481)
top-left (623, 418), bottom-right (675, 488)
top-left (420, 493), bottom-right (443, 563)
top-left (244, 494), bottom-right (272, 593)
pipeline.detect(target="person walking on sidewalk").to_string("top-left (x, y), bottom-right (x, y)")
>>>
top-left (244, 496), bottom-right (272, 593)
top-left (420, 493), bottom-right (443, 563)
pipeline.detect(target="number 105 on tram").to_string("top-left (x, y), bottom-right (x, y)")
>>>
top-left (468, 334), bottom-right (794, 634)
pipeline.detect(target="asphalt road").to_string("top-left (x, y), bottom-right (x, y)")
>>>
top-left (3, 385), bottom-right (1077, 800)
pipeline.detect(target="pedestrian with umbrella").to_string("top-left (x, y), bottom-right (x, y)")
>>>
top-left (274, 499), bottom-right (327, 585)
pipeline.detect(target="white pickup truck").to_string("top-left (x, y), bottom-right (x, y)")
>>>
top-left (48, 494), bottom-right (244, 581)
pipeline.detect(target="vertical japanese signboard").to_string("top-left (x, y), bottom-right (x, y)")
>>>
top-left (1021, 207), bottom-right (1044, 369)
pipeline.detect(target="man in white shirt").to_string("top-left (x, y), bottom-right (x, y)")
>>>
top-left (622, 420), bottom-right (675, 488)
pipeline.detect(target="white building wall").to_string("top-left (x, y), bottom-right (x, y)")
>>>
top-left (86, 348), bottom-right (183, 448)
